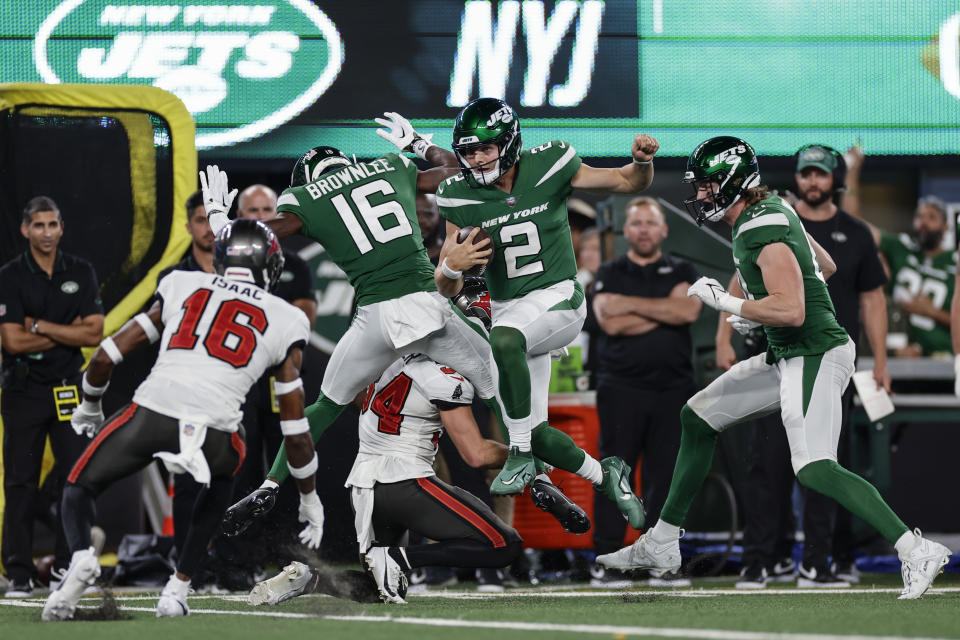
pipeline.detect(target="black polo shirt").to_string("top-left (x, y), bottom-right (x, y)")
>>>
top-left (0, 250), bottom-right (103, 385)
top-left (798, 209), bottom-right (887, 342)
top-left (590, 253), bottom-right (698, 390)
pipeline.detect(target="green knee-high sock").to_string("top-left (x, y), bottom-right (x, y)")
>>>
top-left (530, 422), bottom-right (587, 472)
top-left (658, 404), bottom-right (720, 526)
top-left (482, 397), bottom-right (546, 474)
top-left (796, 459), bottom-right (908, 543)
top-left (267, 392), bottom-right (346, 483)
top-left (489, 327), bottom-right (530, 419)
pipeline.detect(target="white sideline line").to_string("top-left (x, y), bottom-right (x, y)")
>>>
top-left (2, 599), bottom-right (956, 639)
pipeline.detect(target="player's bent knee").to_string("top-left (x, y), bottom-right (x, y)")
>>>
top-left (680, 403), bottom-right (718, 438)
top-left (489, 326), bottom-right (526, 360)
top-left (795, 459), bottom-right (836, 490)
top-left (498, 531), bottom-right (523, 566)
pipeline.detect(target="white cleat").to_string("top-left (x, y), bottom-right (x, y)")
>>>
top-left (156, 574), bottom-right (191, 617)
top-left (41, 547), bottom-right (100, 622)
top-left (898, 529), bottom-right (952, 600)
top-left (363, 546), bottom-right (408, 604)
top-left (249, 561), bottom-right (313, 606)
top-left (596, 531), bottom-right (682, 575)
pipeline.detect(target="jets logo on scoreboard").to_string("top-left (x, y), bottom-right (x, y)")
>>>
top-left (33, 0), bottom-right (344, 148)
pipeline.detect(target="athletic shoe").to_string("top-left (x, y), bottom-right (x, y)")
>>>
top-left (735, 563), bottom-right (768, 589)
top-left (530, 477), bottom-right (590, 534)
top-left (41, 548), bottom-right (100, 621)
top-left (363, 547), bottom-right (408, 604)
top-left (770, 557), bottom-right (796, 582)
top-left (490, 447), bottom-right (536, 495)
top-left (156, 574), bottom-right (191, 617)
top-left (898, 529), bottom-right (952, 600)
top-left (4, 578), bottom-right (35, 598)
top-left (588, 563), bottom-right (632, 588)
top-left (49, 567), bottom-right (67, 591)
top-left (222, 485), bottom-right (279, 537)
top-left (797, 564), bottom-right (849, 588)
top-left (475, 568), bottom-right (505, 593)
top-left (832, 560), bottom-right (860, 584)
top-left (595, 457), bottom-right (645, 529)
top-left (249, 561), bottom-right (313, 606)
top-left (648, 569), bottom-right (691, 587)
top-left (596, 531), bottom-right (681, 574)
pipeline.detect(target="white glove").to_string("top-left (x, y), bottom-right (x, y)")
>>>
top-left (71, 399), bottom-right (104, 438)
top-left (297, 491), bottom-right (325, 549)
top-left (199, 164), bottom-right (237, 236)
top-left (688, 277), bottom-right (744, 315)
top-left (726, 314), bottom-right (761, 335)
top-left (954, 355), bottom-right (960, 398)
top-left (374, 112), bottom-right (434, 158)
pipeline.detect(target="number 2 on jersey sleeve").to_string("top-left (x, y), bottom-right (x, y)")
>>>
top-left (167, 288), bottom-right (268, 368)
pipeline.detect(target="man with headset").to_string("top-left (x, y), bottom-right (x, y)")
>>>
top-left (720, 144), bottom-right (889, 588)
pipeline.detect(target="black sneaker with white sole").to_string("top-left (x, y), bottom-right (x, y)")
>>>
top-left (770, 557), bottom-right (796, 582)
top-left (735, 563), bottom-right (768, 589)
top-left (797, 564), bottom-right (850, 588)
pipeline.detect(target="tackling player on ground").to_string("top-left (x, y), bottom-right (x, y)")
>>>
top-left (435, 98), bottom-right (659, 512)
top-left (596, 136), bottom-right (951, 600)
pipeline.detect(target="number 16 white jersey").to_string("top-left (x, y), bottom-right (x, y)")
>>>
top-left (134, 271), bottom-right (311, 432)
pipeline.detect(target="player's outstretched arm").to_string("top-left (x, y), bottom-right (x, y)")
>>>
top-left (275, 346), bottom-right (325, 549)
top-left (571, 134), bottom-right (659, 194)
top-left (441, 405), bottom-right (508, 469)
top-left (374, 111), bottom-right (459, 194)
top-left (71, 302), bottom-right (164, 438)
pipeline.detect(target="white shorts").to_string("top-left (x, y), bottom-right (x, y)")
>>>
top-left (687, 339), bottom-right (856, 474)
top-left (489, 280), bottom-right (586, 425)
top-left (320, 291), bottom-right (496, 405)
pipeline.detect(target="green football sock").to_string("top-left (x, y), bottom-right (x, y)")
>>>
top-left (658, 404), bottom-right (719, 526)
top-left (266, 392), bottom-right (346, 484)
top-left (489, 326), bottom-right (530, 419)
top-left (530, 422), bottom-right (587, 472)
top-left (796, 459), bottom-right (908, 544)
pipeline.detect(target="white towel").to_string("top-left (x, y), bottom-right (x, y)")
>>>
top-left (154, 420), bottom-right (211, 486)
top-left (351, 486), bottom-right (376, 554)
top-left (381, 291), bottom-right (445, 348)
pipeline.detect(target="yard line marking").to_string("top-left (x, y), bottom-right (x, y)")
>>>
top-left (3, 599), bottom-right (957, 639)
top-left (407, 587), bottom-right (960, 598)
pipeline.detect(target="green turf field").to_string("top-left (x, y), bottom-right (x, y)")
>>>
top-left (3, 572), bottom-right (959, 640)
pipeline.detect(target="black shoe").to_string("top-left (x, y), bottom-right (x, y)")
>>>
top-left (831, 560), bottom-right (860, 584)
top-left (770, 557), bottom-right (796, 582)
top-left (735, 563), bottom-right (768, 589)
top-left (588, 563), bottom-right (632, 587)
top-left (222, 486), bottom-right (279, 537)
top-left (530, 477), bottom-right (591, 534)
top-left (475, 568), bottom-right (505, 592)
top-left (4, 578), bottom-right (35, 598)
top-left (797, 564), bottom-right (850, 588)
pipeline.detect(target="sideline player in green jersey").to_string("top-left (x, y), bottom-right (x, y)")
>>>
top-left (597, 136), bottom-right (951, 600)
top-left (434, 98), bottom-right (660, 509)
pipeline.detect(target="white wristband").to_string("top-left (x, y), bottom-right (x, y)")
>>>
top-left (82, 372), bottom-right (109, 397)
top-left (281, 417), bottom-right (310, 436)
top-left (100, 337), bottom-right (123, 365)
top-left (288, 452), bottom-right (318, 479)
top-left (440, 257), bottom-right (462, 280)
top-left (411, 137), bottom-right (436, 161)
top-left (719, 295), bottom-right (744, 317)
top-left (133, 313), bottom-right (160, 343)
top-left (633, 158), bottom-right (653, 166)
top-left (273, 378), bottom-right (303, 396)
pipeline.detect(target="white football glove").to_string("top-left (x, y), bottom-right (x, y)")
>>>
top-left (199, 164), bottom-right (237, 237)
top-left (688, 277), bottom-right (744, 315)
top-left (297, 491), bottom-right (325, 549)
top-left (374, 112), bottom-right (434, 157)
top-left (71, 399), bottom-right (104, 438)
top-left (954, 355), bottom-right (960, 398)
top-left (726, 314), bottom-right (761, 335)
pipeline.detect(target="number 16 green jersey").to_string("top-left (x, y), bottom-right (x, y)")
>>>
top-left (276, 153), bottom-right (435, 306)
top-left (437, 140), bottom-right (581, 301)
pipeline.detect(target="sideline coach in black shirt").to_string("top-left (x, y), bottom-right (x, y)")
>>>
top-left (0, 196), bottom-right (104, 596)
top-left (589, 196), bottom-right (701, 581)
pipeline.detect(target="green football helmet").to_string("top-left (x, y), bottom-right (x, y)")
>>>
top-left (452, 97), bottom-right (522, 187)
top-left (290, 145), bottom-right (352, 188)
top-left (682, 136), bottom-right (760, 225)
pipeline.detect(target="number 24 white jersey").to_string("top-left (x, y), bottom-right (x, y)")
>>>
top-left (345, 354), bottom-right (475, 488)
top-left (134, 271), bottom-right (310, 432)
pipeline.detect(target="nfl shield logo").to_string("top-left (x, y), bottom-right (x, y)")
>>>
top-left (506, 196), bottom-right (516, 206)
top-left (184, 424), bottom-right (195, 436)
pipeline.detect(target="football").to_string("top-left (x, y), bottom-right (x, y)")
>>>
top-left (456, 226), bottom-right (493, 276)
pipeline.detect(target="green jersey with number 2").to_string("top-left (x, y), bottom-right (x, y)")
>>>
top-left (276, 153), bottom-right (435, 306)
top-left (732, 195), bottom-right (849, 362)
top-left (437, 140), bottom-right (581, 301)
top-left (880, 231), bottom-right (956, 355)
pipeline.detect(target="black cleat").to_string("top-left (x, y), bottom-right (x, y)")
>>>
top-left (222, 486), bottom-right (278, 537)
top-left (529, 478), bottom-right (591, 534)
